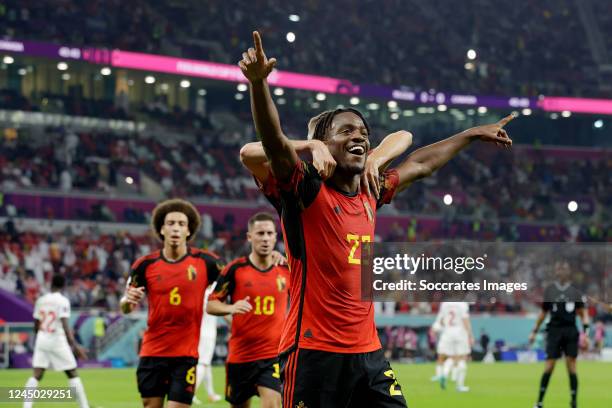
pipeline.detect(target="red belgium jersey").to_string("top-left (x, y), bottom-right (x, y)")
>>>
top-left (209, 256), bottom-right (290, 363)
top-left (258, 160), bottom-right (399, 354)
top-left (128, 247), bottom-right (222, 358)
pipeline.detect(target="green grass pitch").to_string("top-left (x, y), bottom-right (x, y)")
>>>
top-left (1, 362), bottom-right (610, 407)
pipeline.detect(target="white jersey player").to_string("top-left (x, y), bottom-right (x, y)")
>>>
top-left (432, 302), bottom-right (474, 392)
top-left (193, 284), bottom-right (222, 404)
top-left (23, 274), bottom-right (90, 408)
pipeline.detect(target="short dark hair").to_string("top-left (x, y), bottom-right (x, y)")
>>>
top-left (51, 274), bottom-right (65, 289)
top-left (248, 212), bottom-right (276, 230)
top-left (151, 198), bottom-right (201, 242)
top-left (311, 108), bottom-right (370, 142)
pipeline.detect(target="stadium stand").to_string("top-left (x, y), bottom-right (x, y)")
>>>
top-left (0, 0), bottom-right (606, 97)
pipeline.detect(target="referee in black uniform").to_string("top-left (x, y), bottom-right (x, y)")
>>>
top-left (529, 260), bottom-right (590, 408)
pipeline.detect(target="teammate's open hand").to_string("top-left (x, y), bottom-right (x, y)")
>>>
top-left (238, 31), bottom-right (277, 83)
top-left (270, 250), bottom-right (287, 266)
top-left (310, 140), bottom-right (336, 179)
top-left (468, 113), bottom-right (515, 148)
top-left (125, 286), bottom-right (145, 306)
top-left (361, 157), bottom-right (381, 198)
top-left (232, 296), bottom-right (253, 315)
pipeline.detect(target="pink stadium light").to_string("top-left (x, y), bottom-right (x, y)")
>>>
top-left (539, 97), bottom-right (612, 115)
top-left (111, 50), bottom-right (357, 95)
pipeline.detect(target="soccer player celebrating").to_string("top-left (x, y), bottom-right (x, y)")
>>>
top-left (120, 199), bottom-right (223, 408)
top-left (207, 212), bottom-right (290, 408)
top-left (240, 123), bottom-right (414, 199)
top-left (24, 274), bottom-right (90, 408)
top-left (239, 31), bottom-right (514, 407)
top-left (432, 302), bottom-right (473, 392)
top-left (529, 260), bottom-right (590, 408)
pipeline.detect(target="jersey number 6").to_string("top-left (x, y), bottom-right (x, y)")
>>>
top-left (169, 287), bottom-right (182, 306)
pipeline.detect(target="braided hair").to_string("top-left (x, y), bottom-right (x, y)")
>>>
top-left (309, 108), bottom-right (370, 142)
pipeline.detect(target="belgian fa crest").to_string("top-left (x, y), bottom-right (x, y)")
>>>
top-left (187, 265), bottom-right (197, 281)
top-left (276, 275), bottom-right (287, 292)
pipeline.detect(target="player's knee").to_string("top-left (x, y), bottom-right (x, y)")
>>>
top-left (259, 387), bottom-right (281, 408)
top-left (566, 358), bottom-right (577, 373)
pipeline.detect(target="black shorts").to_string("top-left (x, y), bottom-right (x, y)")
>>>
top-left (136, 356), bottom-right (197, 404)
top-left (546, 326), bottom-right (579, 359)
top-left (280, 348), bottom-right (407, 408)
top-left (225, 357), bottom-right (281, 404)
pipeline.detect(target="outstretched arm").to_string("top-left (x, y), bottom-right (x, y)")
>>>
top-left (239, 31), bottom-right (298, 181)
top-left (392, 114), bottom-right (515, 192)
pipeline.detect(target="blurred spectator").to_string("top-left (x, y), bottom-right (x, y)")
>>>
top-left (0, 0), bottom-right (604, 97)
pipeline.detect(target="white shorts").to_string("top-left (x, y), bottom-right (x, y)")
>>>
top-left (32, 344), bottom-right (77, 371)
top-left (437, 332), bottom-right (471, 357)
top-left (198, 335), bottom-right (216, 365)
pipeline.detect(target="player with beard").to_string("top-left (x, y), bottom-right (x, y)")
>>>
top-left (207, 212), bottom-right (289, 408)
top-left (239, 31), bottom-right (514, 407)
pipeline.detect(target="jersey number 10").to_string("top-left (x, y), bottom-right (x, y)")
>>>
top-left (253, 295), bottom-right (275, 315)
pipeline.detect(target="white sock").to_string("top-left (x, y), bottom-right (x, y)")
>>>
top-left (435, 364), bottom-right (442, 377)
top-left (23, 377), bottom-right (38, 408)
top-left (204, 365), bottom-right (215, 396)
top-left (68, 377), bottom-right (89, 408)
top-left (443, 358), bottom-right (454, 378)
top-left (195, 364), bottom-right (205, 391)
top-left (451, 365), bottom-right (458, 381)
top-left (456, 360), bottom-right (467, 388)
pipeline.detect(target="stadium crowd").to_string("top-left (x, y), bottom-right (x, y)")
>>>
top-left (1, 215), bottom-right (609, 317)
top-left (2, 118), bottom-right (610, 231)
top-left (0, 0), bottom-right (604, 97)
